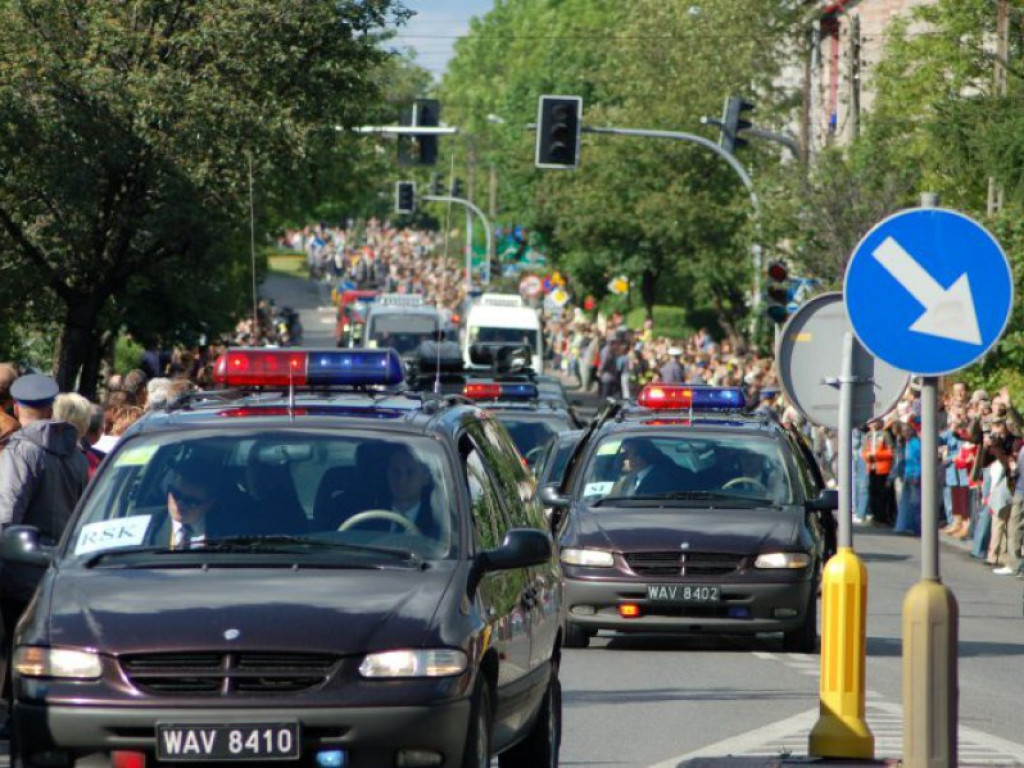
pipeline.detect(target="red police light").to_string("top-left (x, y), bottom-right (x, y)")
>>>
top-left (637, 385), bottom-right (693, 410)
top-left (214, 350), bottom-right (308, 387)
top-left (463, 383), bottom-right (502, 400)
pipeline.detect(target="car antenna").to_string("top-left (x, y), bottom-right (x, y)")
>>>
top-left (434, 155), bottom-right (456, 396)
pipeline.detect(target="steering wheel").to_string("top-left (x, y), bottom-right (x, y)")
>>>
top-left (338, 510), bottom-right (420, 534)
top-left (722, 476), bottom-right (769, 495)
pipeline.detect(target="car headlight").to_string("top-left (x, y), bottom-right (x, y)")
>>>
top-left (754, 552), bottom-right (811, 569)
top-left (14, 647), bottom-right (102, 679)
top-left (359, 649), bottom-right (467, 678)
top-left (560, 548), bottom-right (615, 567)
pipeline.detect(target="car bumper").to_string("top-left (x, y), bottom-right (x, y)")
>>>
top-left (562, 575), bottom-right (815, 634)
top-left (15, 699), bottom-right (472, 768)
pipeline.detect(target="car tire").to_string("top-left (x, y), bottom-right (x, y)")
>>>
top-left (498, 669), bottom-right (561, 768)
top-left (462, 681), bottom-right (492, 768)
top-left (782, 590), bottom-right (818, 654)
top-left (562, 620), bottom-right (590, 649)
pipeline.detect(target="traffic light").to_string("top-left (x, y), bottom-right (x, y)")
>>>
top-left (412, 98), bottom-right (439, 166)
top-left (450, 178), bottom-right (464, 198)
top-left (535, 95), bottom-right (582, 169)
top-left (395, 181), bottom-right (415, 215)
top-left (765, 260), bottom-right (790, 324)
top-left (720, 95), bottom-right (755, 154)
top-left (428, 172), bottom-right (442, 196)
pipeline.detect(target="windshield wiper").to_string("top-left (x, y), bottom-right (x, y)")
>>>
top-left (592, 491), bottom-right (779, 507)
top-left (203, 535), bottom-right (423, 565)
top-left (83, 538), bottom-right (423, 567)
top-left (83, 546), bottom-right (176, 567)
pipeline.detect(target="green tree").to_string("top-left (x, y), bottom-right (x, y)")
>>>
top-left (440, 0), bottom-right (804, 346)
top-left (0, 0), bottom-right (406, 395)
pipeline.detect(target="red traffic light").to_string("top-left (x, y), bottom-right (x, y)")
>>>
top-left (767, 261), bottom-right (788, 282)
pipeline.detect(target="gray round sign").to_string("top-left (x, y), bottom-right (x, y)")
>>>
top-left (777, 292), bottom-right (909, 430)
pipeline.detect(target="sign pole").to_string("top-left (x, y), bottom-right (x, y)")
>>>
top-left (902, 194), bottom-right (959, 768)
top-left (809, 331), bottom-right (873, 759)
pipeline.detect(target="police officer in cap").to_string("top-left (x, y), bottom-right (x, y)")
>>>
top-left (0, 373), bottom-right (88, 733)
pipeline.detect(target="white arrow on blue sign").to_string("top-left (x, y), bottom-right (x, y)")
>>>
top-left (844, 207), bottom-right (1013, 376)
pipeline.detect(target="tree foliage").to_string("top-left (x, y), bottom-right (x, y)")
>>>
top-left (441, 0), bottom-right (804, 345)
top-left (0, 0), bottom-right (407, 394)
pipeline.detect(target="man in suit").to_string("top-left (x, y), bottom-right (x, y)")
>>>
top-left (152, 457), bottom-right (233, 548)
top-left (614, 438), bottom-right (682, 497)
top-left (383, 445), bottom-right (441, 540)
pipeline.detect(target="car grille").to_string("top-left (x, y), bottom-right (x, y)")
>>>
top-left (121, 652), bottom-right (338, 696)
top-left (625, 551), bottom-right (743, 577)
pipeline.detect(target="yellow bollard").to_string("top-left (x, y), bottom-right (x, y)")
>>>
top-left (902, 578), bottom-right (958, 768)
top-left (808, 546), bottom-right (874, 758)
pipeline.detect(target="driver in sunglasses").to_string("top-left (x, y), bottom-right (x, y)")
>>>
top-left (153, 457), bottom-right (227, 549)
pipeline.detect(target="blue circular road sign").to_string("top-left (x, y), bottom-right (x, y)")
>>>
top-left (844, 207), bottom-right (1013, 376)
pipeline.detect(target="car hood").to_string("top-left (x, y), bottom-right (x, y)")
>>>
top-left (573, 505), bottom-right (802, 553)
top-left (44, 565), bottom-right (457, 655)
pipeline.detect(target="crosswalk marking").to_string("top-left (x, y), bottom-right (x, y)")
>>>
top-left (649, 653), bottom-right (1024, 767)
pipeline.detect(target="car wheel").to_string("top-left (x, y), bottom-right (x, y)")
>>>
top-left (498, 669), bottom-right (561, 768)
top-left (462, 681), bottom-right (492, 768)
top-left (563, 620), bottom-right (590, 649)
top-left (782, 590), bottom-right (818, 654)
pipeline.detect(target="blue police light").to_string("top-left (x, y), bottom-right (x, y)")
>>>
top-left (499, 383), bottom-right (539, 401)
top-left (690, 387), bottom-right (746, 410)
top-left (637, 384), bottom-right (745, 411)
top-left (306, 349), bottom-right (404, 386)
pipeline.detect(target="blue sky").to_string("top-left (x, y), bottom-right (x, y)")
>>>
top-left (392, 0), bottom-right (495, 81)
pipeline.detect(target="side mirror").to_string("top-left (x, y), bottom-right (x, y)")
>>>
top-left (1, 525), bottom-right (53, 567)
top-left (538, 483), bottom-right (570, 510)
top-left (469, 529), bottom-right (553, 596)
top-left (806, 489), bottom-right (838, 513)
top-left (482, 529), bottom-right (552, 571)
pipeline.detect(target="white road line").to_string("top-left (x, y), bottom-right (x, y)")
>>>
top-left (646, 709), bottom-right (819, 768)
top-left (646, 655), bottom-right (1024, 767)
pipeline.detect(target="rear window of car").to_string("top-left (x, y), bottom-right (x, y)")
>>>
top-left (497, 418), bottom-right (560, 462)
top-left (66, 430), bottom-right (458, 561)
top-left (580, 431), bottom-right (795, 506)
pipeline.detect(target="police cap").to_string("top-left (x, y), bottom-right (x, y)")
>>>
top-left (10, 373), bottom-right (60, 408)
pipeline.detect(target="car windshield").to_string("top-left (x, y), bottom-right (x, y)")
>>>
top-left (579, 431), bottom-right (795, 506)
top-left (67, 430), bottom-right (457, 562)
top-left (367, 314), bottom-right (439, 353)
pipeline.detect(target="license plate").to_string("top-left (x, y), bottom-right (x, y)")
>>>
top-left (156, 723), bottom-right (300, 761)
top-left (646, 584), bottom-right (721, 604)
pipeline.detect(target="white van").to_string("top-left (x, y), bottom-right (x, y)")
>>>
top-left (463, 293), bottom-right (544, 373)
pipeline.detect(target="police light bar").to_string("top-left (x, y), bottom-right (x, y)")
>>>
top-left (378, 293), bottom-right (425, 307)
top-left (213, 349), bottom-right (404, 388)
top-left (637, 385), bottom-right (745, 411)
top-left (463, 382), bottom-right (539, 401)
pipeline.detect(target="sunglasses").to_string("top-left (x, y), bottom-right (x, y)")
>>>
top-left (169, 486), bottom-right (210, 508)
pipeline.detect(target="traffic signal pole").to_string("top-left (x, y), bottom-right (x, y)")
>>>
top-left (579, 125), bottom-right (763, 331)
top-left (422, 195), bottom-right (493, 294)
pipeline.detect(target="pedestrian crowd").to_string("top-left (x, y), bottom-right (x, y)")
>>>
top-left (853, 381), bottom-right (1024, 579)
top-left (280, 219), bottom-right (468, 316)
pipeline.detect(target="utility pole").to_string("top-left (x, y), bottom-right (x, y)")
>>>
top-left (849, 14), bottom-right (861, 141)
top-left (989, 0), bottom-right (1009, 216)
